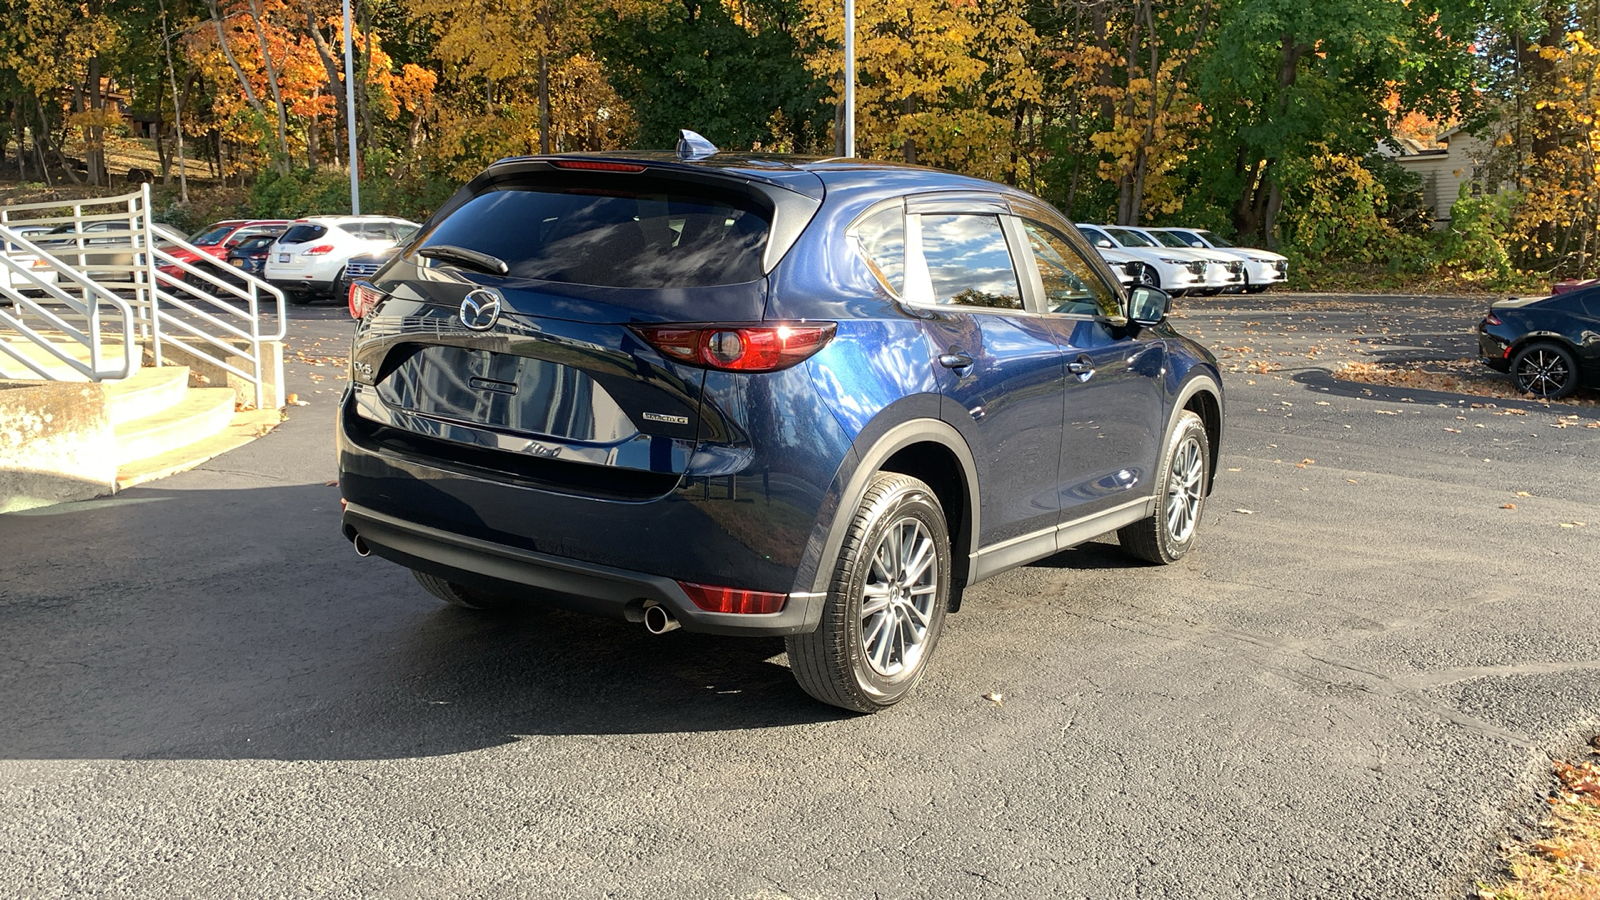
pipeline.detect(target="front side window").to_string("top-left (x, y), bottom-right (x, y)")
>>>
top-left (1022, 220), bottom-right (1121, 318)
top-left (917, 214), bottom-right (1022, 310)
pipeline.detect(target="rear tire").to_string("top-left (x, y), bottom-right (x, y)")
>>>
top-left (412, 569), bottom-right (511, 611)
top-left (1119, 410), bottom-right (1210, 565)
top-left (786, 473), bottom-right (951, 713)
top-left (1510, 342), bottom-right (1578, 399)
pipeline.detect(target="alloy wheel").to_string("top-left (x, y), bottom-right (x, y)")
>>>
top-left (1514, 348), bottom-right (1572, 397)
top-left (859, 517), bottom-right (939, 678)
top-left (1164, 436), bottom-right (1204, 544)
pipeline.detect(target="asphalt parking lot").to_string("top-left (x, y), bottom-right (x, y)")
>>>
top-left (1, 293), bottom-right (1596, 899)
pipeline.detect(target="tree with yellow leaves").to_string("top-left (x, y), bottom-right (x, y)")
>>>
top-left (800, 0), bottom-right (1040, 184)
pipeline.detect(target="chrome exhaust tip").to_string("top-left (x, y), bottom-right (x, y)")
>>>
top-left (643, 603), bottom-right (680, 635)
top-left (352, 534), bottom-right (372, 558)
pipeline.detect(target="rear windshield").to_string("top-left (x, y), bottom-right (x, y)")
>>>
top-left (419, 175), bottom-right (773, 288)
top-left (191, 225), bottom-right (235, 246)
top-left (281, 224), bottom-right (328, 244)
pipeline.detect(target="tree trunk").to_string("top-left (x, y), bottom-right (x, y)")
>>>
top-left (303, 1), bottom-right (347, 159)
top-left (358, 0), bottom-right (372, 166)
top-left (537, 2), bottom-right (552, 155)
top-left (244, 0), bottom-right (292, 173)
top-left (85, 55), bottom-right (107, 186)
top-left (206, 0), bottom-right (277, 168)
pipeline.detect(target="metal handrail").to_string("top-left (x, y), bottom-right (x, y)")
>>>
top-left (0, 186), bottom-right (286, 409)
top-left (0, 223), bottom-right (137, 380)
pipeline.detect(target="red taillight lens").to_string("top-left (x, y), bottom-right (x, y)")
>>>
top-left (550, 159), bottom-right (647, 173)
top-left (305, 244), bottom-right (336, 255)
top-left (632, 323), bottom-right (836, 372)
top-left (1484, 313), bottom-right (1502, 325)
top-left (349, 281), bottom-right (383, 319)
top-left (677, 581), bottom-right (788, 615)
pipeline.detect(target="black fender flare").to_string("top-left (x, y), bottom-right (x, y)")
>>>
top-left (1163, 367), bottom-right (1224, 489)
top-left (789, 414), bottom-right (980, 609)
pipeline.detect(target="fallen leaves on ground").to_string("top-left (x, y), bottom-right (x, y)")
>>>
top-left (1478, 748), bottom-right (1600, 900)
top-left (1338, 360), bottom-right (1600, 409)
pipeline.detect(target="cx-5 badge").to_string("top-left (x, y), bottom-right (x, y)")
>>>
top-left (459, 288), bottom-right (503, 331)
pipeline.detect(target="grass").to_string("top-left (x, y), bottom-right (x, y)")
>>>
top-left (1480, 742), bottom-right (1600, 900)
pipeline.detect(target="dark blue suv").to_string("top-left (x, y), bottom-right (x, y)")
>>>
top-left (337, 142), bottom-right (1224, 712)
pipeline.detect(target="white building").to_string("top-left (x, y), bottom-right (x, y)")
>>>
top-left (1375, 127), bottom-right (1495, 231)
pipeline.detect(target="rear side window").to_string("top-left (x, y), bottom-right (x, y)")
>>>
top-left (850, 206), bottom-right (905, 296)
top-left (281, 224), bottom-right (327, 244)
top-left (419, 176), bottom-right (772, 288)
top-left (916, 214), bottom-right (1023, 310)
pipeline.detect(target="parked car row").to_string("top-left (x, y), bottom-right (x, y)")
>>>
top-left (150, 215), bottom-right (420, 303)
top-left (1076, 224), bottom-right (1288, 296)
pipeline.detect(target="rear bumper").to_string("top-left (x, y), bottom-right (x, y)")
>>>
top-left (341, 501), bottom-right (823, 636)
top-left (1478, 329), bottom-right (1513, 371)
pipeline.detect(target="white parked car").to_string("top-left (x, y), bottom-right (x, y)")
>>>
top-left (264, 215), bottom-right (419, 304)
top-left (1077, 224), bottom-right (1208, 296)
top-left (1152, 227), bottom-right (1287, 293)
top-left (1098, 246), bottom-right (1151, 289)
top-left (1124, 227), bottom-right (1245, 295)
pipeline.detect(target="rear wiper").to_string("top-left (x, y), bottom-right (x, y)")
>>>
top-left (417, 244), bottom-right (509, 276)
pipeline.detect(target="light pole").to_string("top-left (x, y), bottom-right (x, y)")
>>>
top-left (343, 0), bottom-right (360, 213)
top-left (843, 0), bottom-right (855, 157)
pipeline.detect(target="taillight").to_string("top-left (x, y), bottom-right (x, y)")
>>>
top-left (551, 160), bottom-right (647, 173)
top-left (677, 581), bottom-right (788, 615)
top-left (305, 244), bottom-right (336, 255)
top-left (349, 281), bottom-right (383, 319)
top-left (632, 323), bottom-right (836, 372)
top-left (1484, 312), bottom-right (1502, 325)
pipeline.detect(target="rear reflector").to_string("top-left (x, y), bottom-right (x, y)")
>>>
top-left (551, 160), bottom-right (648, 173)
top-left (349, 281), bottom-right (384, 319)
top-left (677, 581), bottom-right (788, 615)
top-left (633, 323), bottom-right (836, 373)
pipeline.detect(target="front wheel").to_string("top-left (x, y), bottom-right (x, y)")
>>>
top-left (1511, 342), bottom-right (1578, 399)
top-left (1119, 410), bottom-right (1210, 564)
top-left (786, 473), bottom-right (951, 713)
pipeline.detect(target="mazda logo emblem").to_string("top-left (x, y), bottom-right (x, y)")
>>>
top-left (459, 288), bottom-right (502, 331)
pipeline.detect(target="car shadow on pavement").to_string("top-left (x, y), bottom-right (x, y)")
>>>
top-left (0, 483), bottom-right (850, 763)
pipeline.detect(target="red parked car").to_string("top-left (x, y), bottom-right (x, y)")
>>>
top-left (157, 219), bottom-right (288, 282)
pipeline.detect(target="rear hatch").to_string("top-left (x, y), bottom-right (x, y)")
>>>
top-left (269, 222), bottom-right (331, 274)
top-left (347, 159), bottom-right (822, 496)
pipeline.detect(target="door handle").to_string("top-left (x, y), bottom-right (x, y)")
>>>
top-left (1067, 354), bottom-right (1095, 380)
top-left (939, 350), bottom-right (974, 369)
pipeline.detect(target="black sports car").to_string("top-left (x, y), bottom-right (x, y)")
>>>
top-left (1478, 287), bottom-right (1600, 399)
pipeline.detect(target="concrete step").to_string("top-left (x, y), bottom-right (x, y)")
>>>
top-left (102, 365), bottom-right (189, 425)
top-left (117, 408), bottom-right (282, 490)
top-left (0, 337), bottom-right (133, 381)
top-left (112, 386), bottom-right (236, 466)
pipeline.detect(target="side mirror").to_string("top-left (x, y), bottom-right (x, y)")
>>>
top-left (1096, 238), bottom-right (1113, 249)
top-left (1128, 286), bottom-right (1170, 326)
